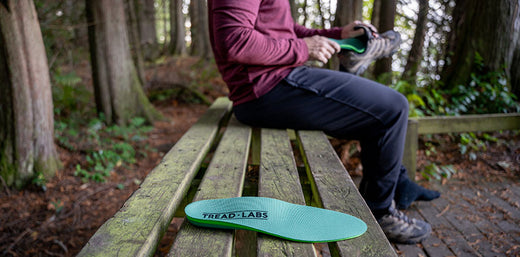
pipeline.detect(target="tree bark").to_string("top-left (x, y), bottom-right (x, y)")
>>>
top-left (402, 0), bottom-right (429, 83)
top-left (86, 0), bottom-right (163, 126)
top-left (512, 33), bottom-right (520, 96)
top-left (169, 0), bottom-right (186, 55)
top-left (0, 0), bottom-right (60, 187)
top-left (334, 0), bottom-right (363, 26)
top-left (441, 0), bottom-right (520, 89)
top-left (370, 0), bottom-right (381, 28)
top-left (135, 0), bottom-right (158, 60)
top-left (372, 0), bottom-right (397, 82)
top-left (289, 0), bottom-right (299, 21)
top-left (190, 0), bottom-right (212, 58)
top-left (126, 0), bottom-right (147, 86)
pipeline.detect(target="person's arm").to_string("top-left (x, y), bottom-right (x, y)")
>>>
top-left (294, 21), bottom-right (378, 39)
top-left (293, 23), bottom-right (343, 39)
top-left (211, 0), bottom-right (308, 66)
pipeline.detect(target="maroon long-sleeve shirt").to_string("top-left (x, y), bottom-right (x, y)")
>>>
top-left (208, 0), bottom-right (342, 105)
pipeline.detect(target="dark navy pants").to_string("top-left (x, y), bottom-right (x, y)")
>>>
top-left (234, 66), bottom-right (409, 212)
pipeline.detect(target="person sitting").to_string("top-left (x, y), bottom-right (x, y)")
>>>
top-left (207, 0), bottom-right (439, 244)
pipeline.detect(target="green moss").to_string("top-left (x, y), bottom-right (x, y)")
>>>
top-left (0, 154), bottom-right (16, 187)
top-left (34, 154), bottom-right (61, 180)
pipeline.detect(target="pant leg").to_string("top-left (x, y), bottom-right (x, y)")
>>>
top-left (234, 66), bottom-right (409, 211)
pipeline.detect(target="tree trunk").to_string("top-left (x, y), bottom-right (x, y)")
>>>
top-left (402, 0), bottom-right (429, 83)
top-left (169, 0), bottom-right (187, 55)
top-left (126, 0), bottom-right (147, 86)
top-left (372, 0), bottom-right (397, 83)
top-left (0, 0), bottom-right (60, 187)
top-left (86, 0), bottom-right (163, 126)
top-left (512, 34), bottom-right (520, 96)
top-left (289, 0), bottom-right (299, 21)
top-left (441, 0), bottom-right (520, 89)
top-left (334, 0), bottom-right (363, 26)
top-left (190, 0), bottom-right (212, 58)
top-left (135, 0), bottom-right (158, 60)
top-left (370, 0), bottom-right (381, 28)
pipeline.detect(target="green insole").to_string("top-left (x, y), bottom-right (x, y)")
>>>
top-left (329, 38), bottom-right (366, 53)
top-left (185, 197), bottom-right (367, 243)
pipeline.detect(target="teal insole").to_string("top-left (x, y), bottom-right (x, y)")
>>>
top-left (185, 197), bottom-right (367, 243)
top-left (329, 38), bottom-right (366, 53)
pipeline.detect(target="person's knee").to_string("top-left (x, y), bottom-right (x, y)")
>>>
top-left (383, 91), bottom-right (408, 122)
top-left (394, 92), bottom-right (409, 117)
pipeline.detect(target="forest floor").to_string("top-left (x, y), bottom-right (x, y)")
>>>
top-left (1, 57), bottom-right (519, 257)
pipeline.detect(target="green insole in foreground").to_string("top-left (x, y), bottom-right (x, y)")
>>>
top-left (185, 197), bottom-right (367, 243)
top-left (329, 38), bottom-right (366, 53)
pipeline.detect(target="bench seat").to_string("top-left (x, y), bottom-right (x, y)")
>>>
top-left (78, 97), bottom-right (397, 257)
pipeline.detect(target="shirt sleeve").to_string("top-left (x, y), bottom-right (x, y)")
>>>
top-left (211, 0), bottom-right (309, 66)
top-left (293, 23), bottom-right (343, 39)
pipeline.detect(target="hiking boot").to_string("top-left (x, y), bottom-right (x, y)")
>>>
top-left (377, 201), bottom-right (431, 244)
top-left (338, 25), bottom-right (401, 75)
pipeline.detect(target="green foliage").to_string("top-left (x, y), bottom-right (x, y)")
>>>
top-left (391, 53), bottom-right (518, 180)
top-left (458, 132), bottom-right (498, 161)
top-left (49, 199), bottom-right (64, 214)
top-left (393, 53), bottom-right (520, 117)
top-left (421, 163), bottom-right (458, 181)
top-left (52, 69), bottom-right (93, 119)
top-left (60, 116), bottom-right (152, 183)
top-left (31, 172), bottom-right (47, 191)
top-left (52, 66), bottom-right (153, 183)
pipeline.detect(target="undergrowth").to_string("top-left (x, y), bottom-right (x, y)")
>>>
top-left (52, 70), bottom-right (154, 184)
top-left (390, 54), bottom-right (520, 181)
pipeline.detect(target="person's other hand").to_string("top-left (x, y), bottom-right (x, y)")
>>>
top-left (341, 20), bottom-right (378, 39)
top-left (303, 35), bottom-right (341, 64)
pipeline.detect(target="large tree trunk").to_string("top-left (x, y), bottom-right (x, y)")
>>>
top-left (126, 0), bottom-right (147, 86)
top-left (289, 0), bottom-right (298, 21)
top-left (86, 0), bottom-right (163, 126)
top-left (169, 0), bottom-right (187, 55)
top-left (402, 0), bottom-right (429, 83)
top-left (372, 0), bottom-right (397, 83)
top-left (370, 0), bottom-right (381, 29)
top-left (0, 0), bottom-right (60, 187)
top-left (190, 0), bottom-right (212, 58)
top-left (441, 0), bottom-right (520, 90)
top-left (334, 0), bottom-right (363, 26)
top-left (135, 0), bottom-right (158, 60)
top-left (512, 36), bottom-right (520, 96)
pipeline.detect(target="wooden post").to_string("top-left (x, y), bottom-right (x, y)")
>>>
top-left (403, 119), bottom-right (419, 181)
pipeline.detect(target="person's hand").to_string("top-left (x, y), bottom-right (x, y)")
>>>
top-left (341, 20), bottom-right (378, 39)
top-left (303, 35), bottom-right (341, 64)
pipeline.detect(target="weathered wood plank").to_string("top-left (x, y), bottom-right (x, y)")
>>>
top-left (403, 119), bottom-right (419, 179)
top-left (77, 97), bottom-right (232, 257)
top-left (257, 129), bottom-right (317, 257)
top-left (169, 116), bottom-right (251, 257)
top-left (407, 204), bottom-right (454, 257)
top-left (414, 201), bottom-right (479, 257)
top-left (297, 130), bottom-right (397, 257)
top-left (458, 187), bottom-right (520, 241)
top-left (413, 113), bottom-right (520, 135)
top-left (432, 193), bottom-right (502, 257)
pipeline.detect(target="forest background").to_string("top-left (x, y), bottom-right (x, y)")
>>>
top-left (0, 0), bottom-right (519, 256)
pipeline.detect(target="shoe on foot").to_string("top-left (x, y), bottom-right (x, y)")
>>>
top-left (377, 201), bottom-right (431, 244)
top-left (338, 25), bottom-right (401, 75)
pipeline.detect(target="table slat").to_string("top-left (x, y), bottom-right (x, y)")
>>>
top-left (297, 130), bottom-right (397, 257)
top-left (169, 116), bottom-right (251, 257)
top-left (257, 129), bottom-right (317, 257)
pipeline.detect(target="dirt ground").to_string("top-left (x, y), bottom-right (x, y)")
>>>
top-left (1, 59), bottom-right (519, 256)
